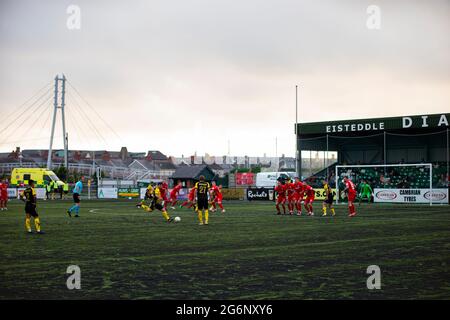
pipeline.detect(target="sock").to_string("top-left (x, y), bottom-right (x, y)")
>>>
top-left (75, 206), bottom-right (80, 215)
top-left (162, 210), bottom-right (170, 221)
top-left (69, 204), bottom-right (77, 212)
top-left (25, 218), bottom-right (31, 232)
top-left (141, 204), bottom-right (151, 212)
top-left (282, 204), bottom-right (286, 213)
top-left (187, 203), bottom-right (194, 208)
top-left (348, 205), bottom-right (352, 214)
top-left (205, 210), bottom-right (209, 224)
top-left (331, 208), bottom-right (335, 215)
top-left (197, 210), bottom-right (203, 223)
top-left (276, 204), bottom-right (280, 213)
top-left (34, 217), bottom-right (41, 232)
top-left (323, 207), bottom-right (327, 215)
top-left (351, 204), bottom-right (356, 214)
top-left (218, 203), bottom-right (224, 210)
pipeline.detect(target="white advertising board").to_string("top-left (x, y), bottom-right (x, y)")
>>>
top-left (98, 187), bottom-right (118, 199)
top-left (374, 188), bottom-right (448, 204)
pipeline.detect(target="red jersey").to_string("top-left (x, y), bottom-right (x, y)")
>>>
top-left (274, 184), bottom-right (286, 198)
top-left (304, 185), bottom-right (315, 197)
top-left (170, 185), bottom-right (182, 197)
top-left (294, 181), bottom-right (304, 194)
top-left (211, 185), bottom-right (222, 198)
top-left (286, 182), bottom-right (294, 195)
top-left (188, 188), bottom-right (196, 201)
top-left (0, 183), bottom-right (7, 195)
top-left (161, 182), bottom-right (169, 199)
top-left (345, 180), bottom-right (356, 194)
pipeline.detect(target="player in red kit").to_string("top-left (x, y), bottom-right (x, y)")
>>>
top-left (169, 181), bottom-right (183, 209)
top-left (0, 179), bottom-right (8, 211)
top-left (293, 177), bottom-right (304, 215)
top-left (180, 187), bottom-right (196, 210)
top-left (160, 181), bottom-right (169, 210)
top-left (209, 181), bottom-right (225, 213)
top-left (303, 182), bottom-right (315, 216)
top-left (274, 180), bottom-right (287, 215)
top-left (343, 177), bottom-right (357, 217)
top-left (286, 178), bottom-right (296, 215)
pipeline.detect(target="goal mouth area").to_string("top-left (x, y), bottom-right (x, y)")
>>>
top-left (334, 163), bottom-right (447, 206)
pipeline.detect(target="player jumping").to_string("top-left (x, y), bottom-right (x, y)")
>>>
top-left (343, 177), bottom-right (357, 217)
top-left (322, 179), bottom-right (335, 216)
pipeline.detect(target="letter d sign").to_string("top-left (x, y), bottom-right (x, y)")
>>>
top-left (366, 265), bottom-right (381, 289)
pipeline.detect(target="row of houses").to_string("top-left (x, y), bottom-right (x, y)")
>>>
top-left (0, 147), bottom-right (299, 180)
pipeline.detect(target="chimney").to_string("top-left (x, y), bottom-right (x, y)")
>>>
top-left (102, 151), bottom-right (111, 161)
top-left (120, 147), bottom-right (128, 161)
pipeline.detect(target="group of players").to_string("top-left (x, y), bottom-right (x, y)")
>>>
top-left (136, 176), bottom-right (225, 225)
top-left (274, 176), bottom-right (361, 217)
top-left (13, 173), bottom-right (368, 234)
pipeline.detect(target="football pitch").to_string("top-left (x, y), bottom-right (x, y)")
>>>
top-left (0, 199), bottom-right (449, 300)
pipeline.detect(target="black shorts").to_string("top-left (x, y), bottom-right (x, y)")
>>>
top-left (197, 197), bottom-right (209, 210)
top-left (73, 193), bottom-right (80, 204)
top-left (25, 203), bottom-right (38, 217)
top-left (324, 193), bottom-right (334, 204)
top-left (154, 202), bottom-right (164, 211)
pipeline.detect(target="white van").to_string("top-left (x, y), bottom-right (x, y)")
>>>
top-left (255, 172), bottom-right (296, 188)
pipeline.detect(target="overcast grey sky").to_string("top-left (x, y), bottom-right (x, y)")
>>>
top-left (0, 0), bottom-right (449, 156)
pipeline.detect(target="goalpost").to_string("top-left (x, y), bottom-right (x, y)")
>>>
top-left (335, 163), bottom-right (435, 206)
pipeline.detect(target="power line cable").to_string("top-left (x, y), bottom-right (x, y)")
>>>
top-left (0, 86), bottom-right (53, 135)
top-left (67, 91), bottom-right (109, 147)
top-left (1, 81), bottom-right (52, 124)
top-left (0, 94), bottom-right (54, 146)
top-left (67, 80), bottom-right (123, 143)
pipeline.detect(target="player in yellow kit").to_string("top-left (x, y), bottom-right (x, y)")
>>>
top-left (137, 182), bottom-right (173, 223)
top-left (20, 180), bottom-right (44, 234)
top-left (194, 175), bottom-right (210, 225)
top-left (322, 179), bottom-right (336, 217)
top-left (136, 182), bottom-right (155, 211)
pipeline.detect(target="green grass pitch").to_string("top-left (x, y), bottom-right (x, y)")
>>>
top-left (0, 199), bottom-right (449, 299)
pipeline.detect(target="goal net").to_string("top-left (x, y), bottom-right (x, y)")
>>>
top-left (335, 163), bottom-right (447, 206)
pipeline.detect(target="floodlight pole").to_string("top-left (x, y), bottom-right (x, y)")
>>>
top-left (295, 85), bottom-right (300, 178)
top-left (47, 74), bottom-right (68, 170)
top-left (61, 75), bottom-right (68, 170)
top-left (47, 76), bottom-right (58, 169)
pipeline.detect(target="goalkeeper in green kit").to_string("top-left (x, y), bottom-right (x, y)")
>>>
top-left (358, 180), bottom-right (373, 205)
